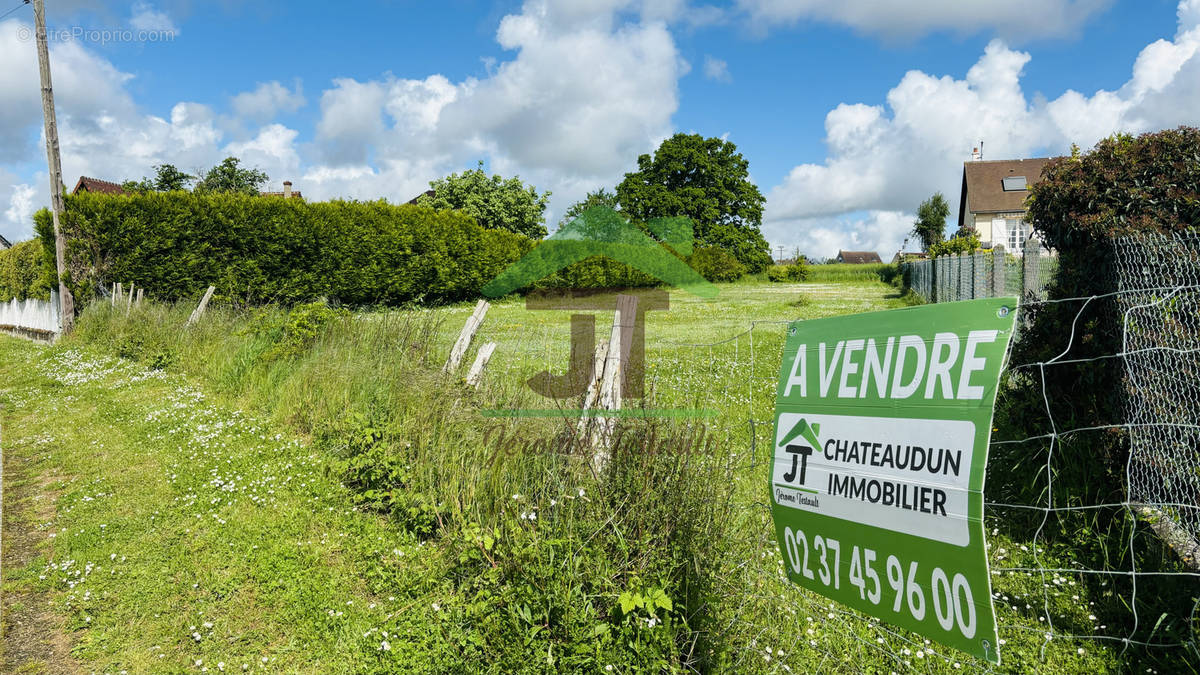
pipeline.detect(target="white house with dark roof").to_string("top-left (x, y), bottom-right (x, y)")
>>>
top-left (957, 157), bottom-right (1051, 254)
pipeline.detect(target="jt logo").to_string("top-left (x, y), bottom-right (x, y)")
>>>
top-left (524, 289), bottom-right (668, 399)
top-left (783, 444), bottom-right (813, 484)
top-left (779, 417), bottom-right (822, 487)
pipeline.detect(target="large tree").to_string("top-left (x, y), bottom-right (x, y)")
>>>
top-left (557, 188), bottom-right (620, 230)
top-left (418, 162), bottom-right (551, 239)
top-left (123, 164), bottom-right (194, 193)
top-left (912, 192), bottom-right (950, 251)
top-left (616, 133), bottom-right (771, 273)
top-left (194, 157), bottom-right (269, 195)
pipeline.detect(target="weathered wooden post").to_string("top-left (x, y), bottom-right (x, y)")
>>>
top-left (444, 299), bottom-right (490, 373)
top-left (465, 342), bottom-right (497, 388)
top-left (136, 288), bottom-right (145, 306)
top-left (186, 286), bottom-right (216, 326)
top-left (125, 282), bottom-right (135, 315)
top-left (591, 294), bottom-right (638, 473)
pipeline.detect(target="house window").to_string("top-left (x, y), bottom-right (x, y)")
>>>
top-left (1002, 176), bottom-right (1027, 191)
top-left (1007, 218), bottom-right (1027, 251)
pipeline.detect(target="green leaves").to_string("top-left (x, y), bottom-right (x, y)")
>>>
top-left (617, 133), bottom-right (772, 273)
top-left (617, 585), bottom-right (673, 616)
top-left (417, 161), bottom-right (551, 239)
top-left (913, 192), bottom-right (951, 250)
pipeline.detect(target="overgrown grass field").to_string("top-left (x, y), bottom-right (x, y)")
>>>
top-left (0, 275), bottom-right (1194, 673)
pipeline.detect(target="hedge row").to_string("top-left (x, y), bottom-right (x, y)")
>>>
top-left (0, 239), bottom-right (52, 302)
top-left (28, 192), bottom-right (760, 309)
top-left (35, 192), bottom-right (536, 306)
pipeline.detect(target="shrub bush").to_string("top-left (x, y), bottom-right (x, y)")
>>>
top-left (38, 192), bottom-right (535, 307)
top-left (928, 231), bottom-right (981, 257)
top-left (688, 246), bottom-right (746, 282)
top-left (0, 238), bottom-right (52, 301)
top-left (765, 263), bottom-right (808, 282)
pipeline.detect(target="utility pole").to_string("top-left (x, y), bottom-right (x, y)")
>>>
top-left (776, 245), bottom-right (784, 263)
top-left (33, 0), bottom-right (75, 334)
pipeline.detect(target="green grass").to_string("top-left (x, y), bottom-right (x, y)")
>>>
top-left (0, 277), bottom-right (1194, 673)
top-left (806, 263), bottom-right (900, 284)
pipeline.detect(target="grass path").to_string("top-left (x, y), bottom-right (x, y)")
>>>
top-left (0, 344), bottom-right (445, 674)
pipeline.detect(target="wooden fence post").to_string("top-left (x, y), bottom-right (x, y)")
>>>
top-left (136, 288), bottom-right (145, 306)
top-left (186, 286), bottom-right (216, 326)
top-left (465, 342), bottom-right (497, 388)
top-left (126, 282), bottom-right (135, 315)
top-left (590, 294), bottom-right (638, 473)
top-left (576, 339), bottom-right (610, 441)
top-left (444, 299), bottom-right (490, 373)
top-left (111, 282), bottom-right (117, 307)
top-left (114, 282), bottom-right (123, 308)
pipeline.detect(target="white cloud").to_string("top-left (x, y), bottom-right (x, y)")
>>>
top-left (129, 2), bottom-right (178, 33)
top-left (306, 0), bottom-right (685, 217)
top-left (231, 81), bottom-right (305, 123)
top-left (736, 0), bottom-right (1112, 40)
top-left (763, 1), bottom-right (1200, 257)
top-left (703, 55), bottom-right (731, 82)
top-left (1, 180), bottom-right (36, 241)
top-left (224, 124), bottom-right (301, 186)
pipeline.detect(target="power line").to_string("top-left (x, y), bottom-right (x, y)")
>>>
top-left (0, 1), bottom-right (30, 22)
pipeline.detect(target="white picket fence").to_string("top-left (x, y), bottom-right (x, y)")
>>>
top-left (0, 291), bottom-right (61, 339)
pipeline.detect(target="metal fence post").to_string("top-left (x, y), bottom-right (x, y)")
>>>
top-left (929, 258), bottom-right (935, 302)
top-left (954, 252), bottom-right (963, 301)
top-left (992, 245), bottom-right (1006, 297)
top-left (964, 251), bottom-right (974, 297)
top-left (1023, 237), bottom-right (1041, 299)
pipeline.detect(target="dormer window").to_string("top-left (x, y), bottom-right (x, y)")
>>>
top-left (1002, 176), bottom-right (1027, 191)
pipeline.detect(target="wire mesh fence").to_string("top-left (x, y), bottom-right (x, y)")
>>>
top-left (1116, 231), bottom-right (1200, 559)
top-left (903, 239), bottom-right (1058, 304)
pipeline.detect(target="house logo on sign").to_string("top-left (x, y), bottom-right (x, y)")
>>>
top-left (778, 417), bottom-right (822, 486)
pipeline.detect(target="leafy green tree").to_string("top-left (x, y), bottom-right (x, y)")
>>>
top-left (194, 157), bottom-right (269, 195)
top-left (616, 133), bottom-right (771, 273)
top-left (418, 162), bottom-right (551, 239)
top-left (558, 188), bottom-right (620, 230)
top-left (927, 231), bottom-right (980, 258)
top-left (123, 164), bottom-right (194, 193)
top-left (912, 192), bottom-right (950, 251)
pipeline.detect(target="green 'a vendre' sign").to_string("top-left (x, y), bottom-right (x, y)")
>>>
top-left (770, 298), bottom-right (1017, 664)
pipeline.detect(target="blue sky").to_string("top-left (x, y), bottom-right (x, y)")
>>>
top-left (1, 0), bottom-right (1197, 257)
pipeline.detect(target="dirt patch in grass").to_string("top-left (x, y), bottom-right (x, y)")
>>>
top-left (1, 440), bottom-right (80, 674)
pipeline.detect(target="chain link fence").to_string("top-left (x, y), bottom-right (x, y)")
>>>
top-left (1116, 230), bottom-right (1200, 558)
top-left (904, 239), bottom-right (1058, 303)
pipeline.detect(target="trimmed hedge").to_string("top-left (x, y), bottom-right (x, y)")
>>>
top-left (38, 192), bottom-right (535, 306)
top-left (0, 238), bottom-right (52, 302)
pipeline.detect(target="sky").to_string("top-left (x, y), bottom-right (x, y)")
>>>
top-left (0, 0), bottom-right (1197, 258)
